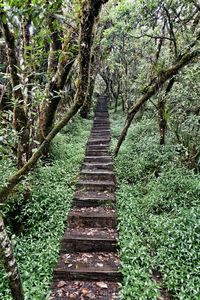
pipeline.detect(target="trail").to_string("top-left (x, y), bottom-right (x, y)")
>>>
top-left (50, 96), bottom-right (121, 299)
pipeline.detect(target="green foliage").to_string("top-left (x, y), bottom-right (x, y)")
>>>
top-left (112, 111), bottom-right (200, 299)
top-left (0, 117), bottom-right (92, 300)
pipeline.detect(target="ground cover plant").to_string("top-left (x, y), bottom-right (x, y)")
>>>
top-left (0, 117), bottom-right (92, 300)
top-left (111, 111), bottom-right (200, 300)
top-left (1, 0), bottom-right (200, 299)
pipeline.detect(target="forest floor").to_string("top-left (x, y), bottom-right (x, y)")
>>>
top-left (0, 107), bottom-right (200, 300)
top-left (0, 117), bottom-right (92, 300)
top-left (111, 109), bottom-right (200, 300)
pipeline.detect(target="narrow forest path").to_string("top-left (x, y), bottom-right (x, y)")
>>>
top-left (50, 96), bottom-right (122, 299)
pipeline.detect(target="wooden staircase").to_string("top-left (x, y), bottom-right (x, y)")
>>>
top-left (50, 96), bottom-right (121, 299)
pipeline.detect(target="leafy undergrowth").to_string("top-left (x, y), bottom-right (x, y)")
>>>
top-left (111, 110), bottom-right (200, 299)
top-left (0, 117), bottom-right (92, 300)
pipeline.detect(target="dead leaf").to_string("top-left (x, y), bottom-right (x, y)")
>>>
top-left (57, 280), bottom-right (66, 288)
top-left (87, 292), bottom-right (95, 299)
top-left (96, 282), bottom-right (108, 289)
top-left (81, 288), bottom-right (88, 295)
top-left (96, 262), bottom-right (104, 267)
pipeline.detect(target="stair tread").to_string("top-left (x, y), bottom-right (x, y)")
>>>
top-left (85, 155), bottom-right (111, 158)
top-left (51, 280), bottom-right (120, 300)
top-left (80, 169), bottom-right (113, 175)
top-left (78, 179), bottom-right (115, 185)
top-left (83, 162), bottom-right (113, 167)
top-left (63, 227), bottom-right (117, 241)
top-left (74, 190), bottom-right (115, 201)
top-left (54, 252), bottom-right (120, 273)
top-left (69, 206), bottom-right (116, 217)
top-left (88, 138), bottom-right (110, 142)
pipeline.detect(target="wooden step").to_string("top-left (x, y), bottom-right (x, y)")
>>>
top-left (84, 156), bottom-right (112, 164)
top-left (50, 280), bottom-right (120, 300)
top-left (61, 228), bottom-right (118, 253)
top-left (90, 132), bottom-right (110, 137)
top-left (90, 133), bottom-right (110, 137)
top-left (95, 113), bottom-right (109, 117)
top-left (93, 122), bottom-right (110, 126)
top-left (91, 130), bottom-right (110, 134)
top-left (86, 144), bottom-right (109, 151)
top-left (87, 139), bottom-right (110, 146)
top-left (86, 150), bottom-right (109, 156)
top-left (53, 252), bottom-right (121, 281)
top-left (92, 125), bottom-right (110, 129)
top-left (76, 180), bottom-right (115, 192)
top-left (88, 137), bottom-right (110, 143)
top-left (93, 121), bottom-right (109, 124)
top-left (92, 125), bottom-right (109, 129)
top-left (80, 169), bottom-right (114, 181)
top-left (82, 162), bottom-right (113, 171)
top-left (68, 207), bottom-right (117, 228)
top-left (90, 136), bottom-right (109, 141)
top-left (87, 142), bottom-right (110, 148)
top-left (93, 117), bottom-right (109, 121)
top-left (73, 190), bottom-right (115, 207)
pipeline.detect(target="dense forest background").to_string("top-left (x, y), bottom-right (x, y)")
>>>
top-left (0, 0), bottom-right (200, 299)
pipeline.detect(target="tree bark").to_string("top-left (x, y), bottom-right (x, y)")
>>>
top-left (158, 78), bottom-right (175, 145)
top-left (46, 1), bottom-right (62, 75)
top-left (38, 29), bottom-right (78, 143)
top-left (80, 54), bottom-right (97, 118)
top-left (114, 49), bottom-right (200, 156)
top-left (0, 12), bottom-right (29, 168)
top-left (0, 216), bottom-right (24, 300)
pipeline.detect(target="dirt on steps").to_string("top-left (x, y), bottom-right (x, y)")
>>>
top-left (50, 96), bottom-right (121, 299)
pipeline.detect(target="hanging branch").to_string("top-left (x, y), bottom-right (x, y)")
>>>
top-left (114, 48), bottom-right (200, 156)
top-left (163, 5), bottom-right (178, 58)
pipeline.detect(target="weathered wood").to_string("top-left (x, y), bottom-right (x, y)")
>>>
top-left (68, 207), bottom-right (117, 228)
top-left (80, 169), bottom-right (114, 181)
top-left (53, 252), bottom-right (121, 281)
top-left (0, 217), bottom-right (24, 300)
top-left (61, 228), bottom-right (117, 253)
top-left (50, 95), bottom-right (121, 298)
top-left (73, 190), bottom-right (115, 207)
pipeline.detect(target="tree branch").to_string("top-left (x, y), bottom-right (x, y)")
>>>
top-left (114, 48), bottom-right (200, 156)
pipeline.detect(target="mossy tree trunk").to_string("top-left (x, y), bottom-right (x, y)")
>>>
top-left (0, 12), bottom-right (29, 168)
top-left (0, 216), bottom-right (24, 300)
top-left (38, 28), bottom-right (78, 143)
top-left (80, 54), bottom-right (97, 118)
top-left (158, 78), bottom-right (175, 145)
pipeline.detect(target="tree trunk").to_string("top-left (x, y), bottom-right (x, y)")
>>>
top-left (79, 73), bottom-right (96, 118)
top-left (0, 12), bottom-right (29, 168)
top-left (114, 49), bottom-right (200, 156)
top-left (0, 216), bottom-right (24, 300)
top-left (158, 98), bottom-right (166, 145)
top-left (38, 29), bottom-right (78, 143)
top-left (158, 78), bottom-right (175, 145)
top-left (80, 54), bottom-right (97, 118)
